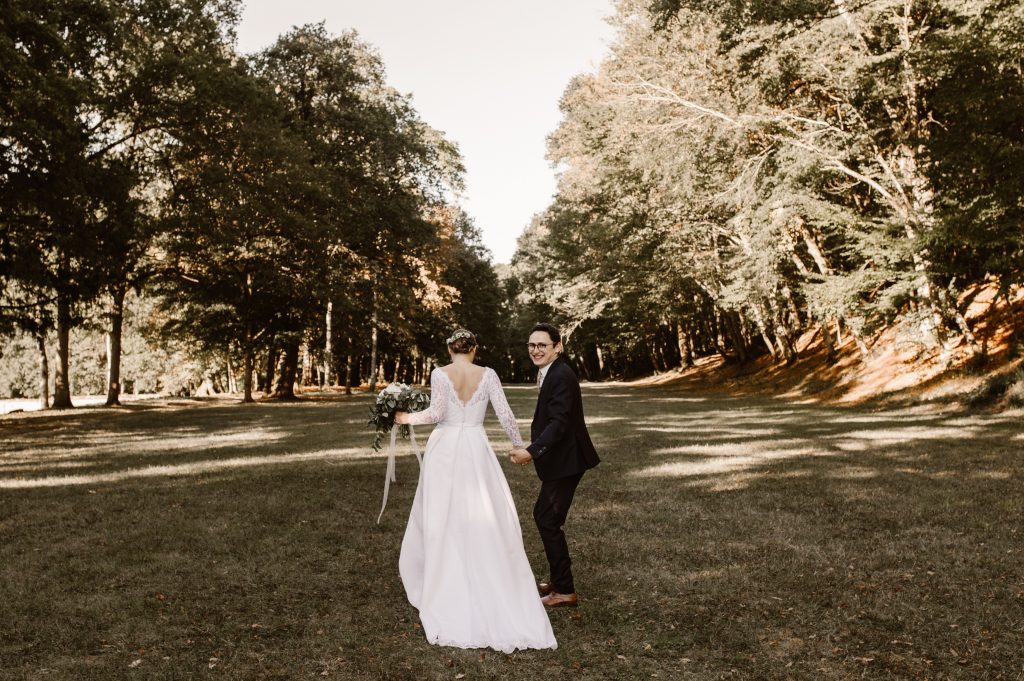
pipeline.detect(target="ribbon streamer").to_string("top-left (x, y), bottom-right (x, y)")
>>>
top-left (377, 424), bottom-right (422, 524)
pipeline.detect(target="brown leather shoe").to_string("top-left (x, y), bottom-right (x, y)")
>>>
top-left (541, 591), bottom-right (578, 608)
top-left (538, 581), bottom-right (554, 596)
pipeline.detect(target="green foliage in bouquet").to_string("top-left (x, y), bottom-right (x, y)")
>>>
top-left (368, 383), bottom-right (431, 451)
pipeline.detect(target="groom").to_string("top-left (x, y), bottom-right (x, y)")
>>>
top-left (510, 322), bottom-right (600, 608)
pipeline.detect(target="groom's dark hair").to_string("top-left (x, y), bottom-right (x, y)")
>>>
top-left (531, 322), bottom-right (562, 345)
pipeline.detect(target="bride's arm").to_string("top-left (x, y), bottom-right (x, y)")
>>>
top-left (486, 369), bottom-right (524, 448)
top-left (402, 369), bottom-right (447, 426)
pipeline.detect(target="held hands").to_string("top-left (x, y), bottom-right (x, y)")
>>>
top-left (394, 411), bottom-right (410, 425)
top-left (509, 447), bottom-right (533, 466)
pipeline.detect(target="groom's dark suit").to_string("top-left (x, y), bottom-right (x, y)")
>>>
top-left (526, 356), bottom-right (599, 595)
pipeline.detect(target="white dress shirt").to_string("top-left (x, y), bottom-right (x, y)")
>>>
top-left (537, 364), bottom-right (552, 389)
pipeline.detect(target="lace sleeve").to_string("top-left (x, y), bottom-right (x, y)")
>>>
top-left (486, 368), bottom-right (524, 448)
top-left (406, 368), bottom-right (448, 426)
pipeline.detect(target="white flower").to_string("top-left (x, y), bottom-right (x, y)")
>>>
top-left (383, 383), bottom-right (403, 395)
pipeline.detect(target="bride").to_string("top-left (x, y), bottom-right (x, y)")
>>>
top-left (394, 328), bottom-right (556, 652)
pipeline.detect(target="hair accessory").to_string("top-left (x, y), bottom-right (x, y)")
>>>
top-left (446, 330), bottom-right (474, 345)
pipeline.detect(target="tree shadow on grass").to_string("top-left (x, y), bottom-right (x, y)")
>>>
top-left (1, 386), bottom-right (1022, 680)
top-left (573, 388), bottom-right (1024, 680)
top-left (0, 396), bottom-right (384, 486)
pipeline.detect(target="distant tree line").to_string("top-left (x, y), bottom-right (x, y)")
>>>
top-left (509, 0), bottom-right (1023, 379)
top-left (1, 0), bottom-right (513, 406)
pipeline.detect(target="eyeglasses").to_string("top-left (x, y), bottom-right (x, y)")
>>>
top-left (526, 343), bottom-right (553, 351)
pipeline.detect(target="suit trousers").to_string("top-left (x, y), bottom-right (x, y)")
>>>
top-left (533, 471), bottom-right (585, 594)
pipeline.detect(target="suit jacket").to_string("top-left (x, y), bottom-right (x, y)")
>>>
top-left (526, 356), bottom-right (600, 481)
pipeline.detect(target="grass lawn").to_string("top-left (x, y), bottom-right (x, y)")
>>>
top-left (1, 384), bottom-right (1022, 680)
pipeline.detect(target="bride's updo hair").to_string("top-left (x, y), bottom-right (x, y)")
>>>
top-left (446, 328), bottom-right (477, 354)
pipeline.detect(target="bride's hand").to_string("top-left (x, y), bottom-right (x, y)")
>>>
top-left (394, 411), bottom-right (410, 425)
top-left (509, 448), bottom-right (532, 465)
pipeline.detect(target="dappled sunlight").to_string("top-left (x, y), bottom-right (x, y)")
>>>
top-left (0, 428), bottom-right (291, 468)
top-left (774, 469), bottom-right (813, 479)
top-left (827, 425), bottom-right (982, 443)
top-left (971, 470), bottom-right (1012, 480)
top-left (705, 474), bottom-right (757, 491)
top-left (637, 425), bottom-right (697, 434)
top-left (638, 426), bottom-right (782, 440)
top-left (618, 393), bottom-right (1023, 492)
top-left (583, 416), bottom-right (628, 425)
top-left (632, 447), bottom-right (818, 479)
top-left (0, 447), bottom-right (375, 489)
top-left (648, 438), bottom-right (810, 458)
top-left (638, 426), bottom-right (786, 441)
top-left (623, 396), bottom-right (709, 403)
top-left (828, 466), bottom-right (879, 479)
top-left (2, 386), bottom-right (1022, 681)
top-left (0, 459), bottom-right (101, 474)
top-left (831, 440), bottom-right (869, 452)
top-left (575, 391), bottom-right (645, 399)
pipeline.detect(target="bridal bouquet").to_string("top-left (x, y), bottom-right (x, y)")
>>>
top-left (370, 382), bottom-right (430, 524)
top-left (368, 382), bottom-right (430, 451)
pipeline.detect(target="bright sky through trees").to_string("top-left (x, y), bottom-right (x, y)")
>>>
top-left (235, 0), bottom-right (615, 264)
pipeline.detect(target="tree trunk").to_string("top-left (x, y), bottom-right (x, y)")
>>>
top-left (851, 327), bottom-right (870, 359)
top-left (781, 285), bottom-right (802, 328)
top-left (51, 292), bottom-right (73, 409)
top-left (300, 341), bottom-right (312, 387)
top-left (799, 220), bottom-right (833, 275)
top-left (648, 346), bottom-right (662, 374)
top-left (711, 306), bottom-right (729, 359)
top-left (264, 343), bottom-right (277, 396)
top-left (344, 347), bottom-right (354, 395)
top-left (324, 301), bottom-right (333, 388)
top-left (821, 318), bottom-right (837, 363)
top-left (272, 340), bottom-right (300, 399)
top-left (773, 319), bottom-right (798, 365)
top-left (35, 327), bottom-right (49, 410)
top-left (368, 291), bottom-right (379, 393)
top-left (226, 354), bottom-right (237, 394)
top-left (767, 297), bottom-right (798, 365)
top-left (738, 314), bottom-right (756, 356)
top-left (676, 323), bottom-right (693, 368)
top-left (104, 286), bottom-right (126, 407)
top-left (724, 311), bottom-right (749, 363)
top-left (751, 304), bottom-right (777, 359)
top-left (242, 341), bottom-right (254, 403)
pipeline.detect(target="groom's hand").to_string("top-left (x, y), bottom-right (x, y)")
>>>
top-left (510, 448), bottom-right (533, 465)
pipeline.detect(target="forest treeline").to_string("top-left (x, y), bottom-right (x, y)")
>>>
top-left (509, 0), bottom-right (1023, 380)
top-left (3, 0), bottom-right (1023, 407)
top-left (1, 0), bottom-right (530, 407)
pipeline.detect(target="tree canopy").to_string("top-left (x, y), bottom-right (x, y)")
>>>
top-left (3, 0), bottom-right (1021, 402)
top-left (1, 1), bottom-right (503, 405)
top-left (510, 0), bottom-right (1024, 377)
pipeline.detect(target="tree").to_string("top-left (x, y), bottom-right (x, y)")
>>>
top-left (157, 59), bottom-right (318, 403)
top-left (510, 0), bottom-right (1024, 378)
top-left (255, 25), bottom-right (463, 396)
top-left (1, 0), bottom-right (241, 408)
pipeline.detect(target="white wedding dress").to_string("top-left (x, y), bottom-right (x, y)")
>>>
top-left (401, 366), bottom-right (557, 652)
